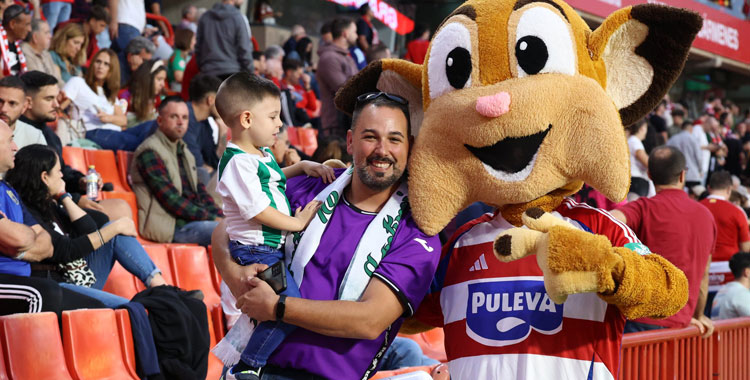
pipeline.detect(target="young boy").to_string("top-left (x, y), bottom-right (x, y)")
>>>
top-left (215, 72), bottom-right (334, 380)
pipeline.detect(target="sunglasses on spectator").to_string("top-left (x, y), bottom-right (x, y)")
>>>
top-left (355, 92), bottom-right (408, 107)
top-left (4, 5), bottom-right (31, 22)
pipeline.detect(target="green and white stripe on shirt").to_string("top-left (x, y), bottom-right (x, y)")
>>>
top-left (217, 143), bottom-right (291, 249)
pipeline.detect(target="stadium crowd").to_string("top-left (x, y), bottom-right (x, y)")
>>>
top-left (0, 0), bottom-right (748, 379)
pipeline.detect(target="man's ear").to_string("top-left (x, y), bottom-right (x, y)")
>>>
top-left (23, 96), bottom-right (30, 114)
top-left (206, 94), bottom-right (216, 107)
top-left (336, 58), bottom-right (424, 136)
top-left (588, 5), bottom-right (702, 127)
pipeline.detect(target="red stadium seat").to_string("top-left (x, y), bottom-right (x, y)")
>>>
top-left (206, 310), bottom-right (225, 380)
top-left (116, 150), bottom-right (134, 192)
top-left (287, 126), bottom-right (301, 149)
top-left (206, 245), bottom-right (222, 294)
top-left (114, 309), bottom-right (139, 380)
top-left (62, 309), bottom-right (138, 380)
top-left (84, 149), bottom-right (129, 192)
top-left (102, 261), bottom-right (140, 300)
top-left (62, 146), bottom-right (88, 173)
top-left (0, 312), bottom-right (74, 380)
top-left (0, 337), bottom-right (7, 380)
top-left (146, 13), bottom-right (174, 46)
top-left (142, 244), bottom-right (175, 286)
top-left (297, 127), bottom-right (318, 156)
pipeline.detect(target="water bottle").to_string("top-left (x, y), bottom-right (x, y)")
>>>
top-left (86, 165), bottom-right (100, 201)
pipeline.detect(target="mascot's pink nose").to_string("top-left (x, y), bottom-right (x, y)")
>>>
top-left (476, 92), bottom-right (511, 118)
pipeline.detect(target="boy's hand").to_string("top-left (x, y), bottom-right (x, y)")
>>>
top-left (293, 200), bottom-right (321, 231)
top-left (302, 161), bottom-right (336, 183)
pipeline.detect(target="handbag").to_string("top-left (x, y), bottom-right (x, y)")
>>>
top-left (58, 258), bottom-right (97, 287)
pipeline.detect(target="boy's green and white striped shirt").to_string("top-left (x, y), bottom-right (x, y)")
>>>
top-left (217, 142), bottom-right (291, 249)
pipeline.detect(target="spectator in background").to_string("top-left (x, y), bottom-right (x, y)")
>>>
top-left (6, 144), bottom-right (166, 308)
top-left (131, 96), bottom-right (223, 246)
top-left (270, 125), bottom-right (300, 168)
top-left (311, 137), bottom-right (349, 165)
top-left (669, 108), bottom-right (685, 137)
top-left (0, 76), bottom-right (46, 151)
top-left (316, 18), bottom-right (358, 139)
top-left (0, 0), bottom-right (15, 21)
top-left (41, 0), bottom-right (72, 31)
top-left (294, 36), bottom-right (314, 69)
top-left (82, 5), bottom-right (109, 67)
top-left (255, 0), bottom-right (280, 25)
top-left (167, 28), bottom-right (195, 93)
top-left (252, 51), bottom-right (265, 77)
top-left (49, 23), bottom-right (87, 82)
top-left (283, 24), bottom-right (306, 58)
top-left (627, 118), bottom-right (650, 199)
top-left (644, 100), bottom-right (668, 153)
top-left (668, 120), bottom-right (703, 189)
top-left (108, 0), bottom-right (146, 54)
top-left (184, 74), bottom-right (226, 185)
top-left (119, 36), bottom-right (155, 86)
top-left (319, 21), bottom-right (332, 45)
top-left (612, 146), bottom-right (716, 337)
top-left (694, 114), bottom-right (714, 185)
top-left (366, 43), bottom-right (390, 63)
top-left (20, 70), bottom-right (133, 222)
top-left (281, 58), bottom-right (318, 121)
top-left (21, 18), bottom-right (63, 84)
top-left (701, 171), bottom-right (750, 262)
top-left (123, 59), bottom-right (166, 127)
top-left (355, 3), bottom-right (377, 52)
top-left (196, 0), bottom-right (253, 80)
top-left (264, 45), bottom-right (284, 84)
top-left (179, 5), bottom-right (198, 33)
top-left (0, 5), bottom-right (32, 77)
top-left (404, 24), bottom-right (430, 64)
top-left (712, 252), bottom-right (750, 319)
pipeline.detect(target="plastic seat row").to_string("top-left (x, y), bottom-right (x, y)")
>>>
top-left (62, 146), bottom-right (133, 193)
top-left (287, 126), bottom-right (318, 156)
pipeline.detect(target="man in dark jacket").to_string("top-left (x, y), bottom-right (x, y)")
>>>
top-left (316, 18), bottom-right (358, 139)
top-left (195, 0), bottom-right (253, 80)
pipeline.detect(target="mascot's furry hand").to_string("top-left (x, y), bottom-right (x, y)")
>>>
top-left (494, 207), bottom-right (687, 319)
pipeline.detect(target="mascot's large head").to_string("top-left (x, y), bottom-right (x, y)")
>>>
top-left (336, 0), bottom-right (701, 235)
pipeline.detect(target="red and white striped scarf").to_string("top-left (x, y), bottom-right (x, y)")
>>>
top-left (0, 26), bottom-right (26, 77)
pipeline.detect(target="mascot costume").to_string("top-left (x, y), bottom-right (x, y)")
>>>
top-left (335, 0), bottom-right (702, 378)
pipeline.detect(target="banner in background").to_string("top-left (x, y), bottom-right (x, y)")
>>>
top-left (565, 0), bottom-right (750, 64)
top-left (324, 0), bottom-right (415, 35)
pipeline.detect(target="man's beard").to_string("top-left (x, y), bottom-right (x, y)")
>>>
top-left (355, 155), bottom-right (404, 191)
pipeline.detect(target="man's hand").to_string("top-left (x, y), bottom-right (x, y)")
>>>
top-left (236, 277), bottom-right (279, 322)
top-left (109, 20), bottom-right (119, 39)
top-left (302, 161), bottom-right (336, 183)
top-left (690, 315), bottom-right (714, 338)
top-left (78, 196), bottom-right (104, 211)
top-left (301, 73), bottom-right (312, 90)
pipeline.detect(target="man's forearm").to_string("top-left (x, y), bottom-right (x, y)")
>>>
top-left (283, 297), bottom-right (389, 340)
top-left (693, 259), bottom-right (711, 319)
top-left (22, 226), bottom-right (53, 262)
top-left (0, 219), bottom-right (35, 255)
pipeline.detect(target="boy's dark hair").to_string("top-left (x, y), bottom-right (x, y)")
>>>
top-left (648, 146), bottom-right (686, 186)
top-left (189, 74), bottom-right (222, 103)
top-left (19, 71), bottom-right (58, 97)
top-left (215, 73), bottom-right (280, 121)
top-left (671, 108), bottom-right (685, 118)
top-left (252, 51), bottom-right (265, 61)
top-left (158, 95), bottom-right (186, 113)
top-left (0, 75), bottom-right (26, 93)
top-left (681, 120), bottom-right (693, 130)
top-left (359, 3), bottom-right (370, 15)
top-left (89, 5), bottom-right (111, 23)
top-left (729, 252), bottom-right (750, 278)
top-left (331, 18), bottom-right (353, 40)
top-left (282, 58), bottom-right (303, 73)
top-left (709, 171), bottom-right (733, 191)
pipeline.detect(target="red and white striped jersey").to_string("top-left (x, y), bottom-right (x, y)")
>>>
top-left (415, 198), bottom-right (643, 380)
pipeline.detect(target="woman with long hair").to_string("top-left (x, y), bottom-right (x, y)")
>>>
top-left (5, 145), bottom-right (166, 307)
top-left (49, 23), bottom-right (88, 82)
top-left (63, 49), bottom-right (151, 151)
top-left (122, 59), bottom-right (167, 126)
top-left (168, 28), bottom-right (195, 92)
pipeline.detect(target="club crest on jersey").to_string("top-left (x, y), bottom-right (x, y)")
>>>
top-left (465, 280), bottom-right (563, 347)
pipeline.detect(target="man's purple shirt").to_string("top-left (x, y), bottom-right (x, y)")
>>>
top-left (267, 170), bottom-right (441, 378)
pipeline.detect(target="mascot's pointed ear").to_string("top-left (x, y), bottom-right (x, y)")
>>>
top-left (588, 5), bottom-right (701, 127)
top-left (335, 59), bottom-right (424, 136)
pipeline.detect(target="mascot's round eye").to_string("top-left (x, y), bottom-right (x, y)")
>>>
top-left (427, 22), bottom-right (473, 100)
top-left (446, 47), bottom-right (472, 89)
top-left (515, 36), bottom-right (548, 75)
top-left (513, 6), bottom-right (575, 78)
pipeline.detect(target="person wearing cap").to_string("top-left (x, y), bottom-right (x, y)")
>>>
top-left (612, 146), bottom-right (716, 337)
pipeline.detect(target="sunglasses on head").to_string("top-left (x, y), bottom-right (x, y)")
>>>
top-left (355, 92), bottom-right (408, 107)
top-left (4, 5), bottom-right (31, 22)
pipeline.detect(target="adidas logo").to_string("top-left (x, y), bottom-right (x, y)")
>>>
top-left (469, 254), bottom-right (489, 272)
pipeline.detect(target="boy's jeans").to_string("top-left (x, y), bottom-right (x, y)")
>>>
top-left (230, 241), bottom-right (301, 367)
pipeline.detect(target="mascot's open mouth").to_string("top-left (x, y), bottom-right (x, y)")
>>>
top-left (464, 125), bottom-right (551, 182)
